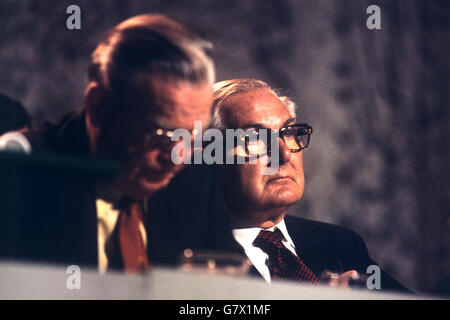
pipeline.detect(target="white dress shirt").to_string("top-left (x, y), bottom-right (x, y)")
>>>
top-left (232, 219), bottom-right (298, 283)
top-left (96, 199), bottom-right (148, 273)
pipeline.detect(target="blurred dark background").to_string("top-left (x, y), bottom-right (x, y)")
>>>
top-left (0, 0), bottom-right (448, 294)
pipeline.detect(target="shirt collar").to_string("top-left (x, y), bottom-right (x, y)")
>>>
top-left (232, 218), bottom-right (295, 250)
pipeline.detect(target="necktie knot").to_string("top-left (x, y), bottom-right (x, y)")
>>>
top-left (114, 197), bottom-right (140, 213)
top-left (252, 228), bottom-right (320, 284)
top-left (253, 229), bottom-right (284, 251)
top-left (127, 202), bottom-right (143, 219)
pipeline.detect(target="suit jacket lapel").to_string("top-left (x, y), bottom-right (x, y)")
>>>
top-left (284, 215), bottom-right (343, 276)
top-left (225, 216), bottom-right (345, 281)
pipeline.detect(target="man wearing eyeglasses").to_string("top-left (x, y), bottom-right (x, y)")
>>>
top-left (211, 78), bottom-right (410, 293)
top-left (0, 14), bottom-right (234, 273)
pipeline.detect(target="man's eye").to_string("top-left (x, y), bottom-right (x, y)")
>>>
top-left (246, 132), bottom-right (259, 140)
top-left (284, 128), bottom-right (293, 138)
top-left (244, 128), bottom-right (260, 137)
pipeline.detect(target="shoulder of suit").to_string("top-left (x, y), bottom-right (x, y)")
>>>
top-left (284, 215), bottom-right (365, 245)
top-left (23, 110), bottom-right (87, 155)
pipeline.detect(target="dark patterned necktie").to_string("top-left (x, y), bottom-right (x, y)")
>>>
top-left (253, 229), bottom-right (319, 284)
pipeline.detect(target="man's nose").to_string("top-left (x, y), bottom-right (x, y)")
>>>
top-left (141, 145), bottom-right (175, 170)
top-left (158, 139), bottom-right (192, 167)
top-left (278, 137), bottom-right (292, 164)
top-left (157, 141), bottom-right (179, 164)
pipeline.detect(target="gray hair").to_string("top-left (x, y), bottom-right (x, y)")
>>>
top-left (211, 78), bottom-right (297, 129)
top-left (88, 14), bottom-right (215, 93)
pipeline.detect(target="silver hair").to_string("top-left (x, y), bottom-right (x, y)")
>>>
top-left (89, 14), bottom-right (215, 92)
top-left (211, 78), bottom-right (297, 129)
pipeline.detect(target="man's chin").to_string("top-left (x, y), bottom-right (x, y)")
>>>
top-left (266, 190), bottom-right (302, 208)
top-left (140, 175), bottom-right (173, 195)
top-left (266, 183), bottom-right (302, 198)
top-left (124, 175), bottom-right (173, 200)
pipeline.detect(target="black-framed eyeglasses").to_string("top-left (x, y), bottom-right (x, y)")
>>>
top-left (242, 123), bottom-right (313, 156)
top-left (127, 126), bottom-right (200, 153)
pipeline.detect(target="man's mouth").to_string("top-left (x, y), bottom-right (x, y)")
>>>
top-left (267, 175), bottom-right (295, 184)
top-left (142, 169), bottom-right (175, 183)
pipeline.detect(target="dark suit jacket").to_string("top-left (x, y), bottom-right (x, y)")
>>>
top-left (0, 109), bottom-right (411, 295)
top-left (1, 109), bottom-right (235, 268)
top-left (228, 215), bottom-right (411, 294)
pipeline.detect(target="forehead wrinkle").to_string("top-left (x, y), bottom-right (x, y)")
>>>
top-left (139, 78), bottom-right (212, 130)
top-left (222, 90), bottom-right (291, 129)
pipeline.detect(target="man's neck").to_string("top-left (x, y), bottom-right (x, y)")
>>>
top-left (259, 217), bottom-right (284, 229)
top-left (231, 210), bottom-right (287, 229)
top-left (96, 182), bottom-right (123, 204)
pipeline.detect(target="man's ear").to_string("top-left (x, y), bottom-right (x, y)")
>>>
top-left (84, 82), bottom-right (107, 128)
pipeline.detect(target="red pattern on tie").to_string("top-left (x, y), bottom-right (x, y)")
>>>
top-left (253, 229), bottom-right (320, 284)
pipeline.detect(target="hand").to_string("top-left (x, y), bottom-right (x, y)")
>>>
top-left (321, 270), bottom-right (360, 288)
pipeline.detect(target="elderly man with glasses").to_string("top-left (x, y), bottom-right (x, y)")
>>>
top-left (0, 14), bottom-right (235, 274)
top-left (211, 78), bottom-right (410, 293)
